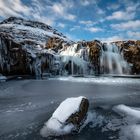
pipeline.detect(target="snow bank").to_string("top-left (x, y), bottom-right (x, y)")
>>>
top-left (113, 104), bottom-right (140, 140)
top-left (50, 76), bottom-right (140, 85)
top-left (113, 104), bottom-right (140, 120)
top-left (40, 96), bottom-right (86, 137)
top-left (121, 125), bottom-right (140, 140)
top-left (0, 23), bottom-right (68, 44)
top-left (0, 74), bottom-right (7, 82)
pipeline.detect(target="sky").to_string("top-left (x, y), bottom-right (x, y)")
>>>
top-left (0, 0), bottom-right (140, 41)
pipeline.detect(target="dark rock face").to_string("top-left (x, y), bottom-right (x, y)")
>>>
top-left (0, 17), bottom-right (140, 76)
top-left (0, 35), bottom-right (30, 75)
top-left (87, 40), bottom-right (102, 74)
top-left (77, 40), bottom-right (102, 74)
top-left (66, 98), bottom-right (89, 128)
top-left (0, 17), bottom-right (68, 76)
top-left (45, 37), bottom-right (65, 52)
top-left (115, 40), bottom-right (140, 74)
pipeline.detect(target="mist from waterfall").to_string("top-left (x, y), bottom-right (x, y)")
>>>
top-left (100, 43), bottom-right (130, 75)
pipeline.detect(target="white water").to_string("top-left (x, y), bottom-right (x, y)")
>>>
top-left (60, 43), bottom-right (89, 75)
top-left (100, 43), bottom-right (130, 75)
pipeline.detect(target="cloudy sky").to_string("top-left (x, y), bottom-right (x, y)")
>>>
top-left (0, 0), bottom-right (140, 41)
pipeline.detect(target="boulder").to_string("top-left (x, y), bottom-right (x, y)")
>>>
top-left (0, 73), bottom-right (7, 82)
top-left (40, 96), bottom-right (89, 138)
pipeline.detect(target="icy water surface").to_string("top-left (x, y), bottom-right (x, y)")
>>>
top-left (0, 77), bottom-right (140, 140)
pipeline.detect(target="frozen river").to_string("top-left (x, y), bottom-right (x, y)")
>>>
top-left (0, 77), bottom-right (140, 140)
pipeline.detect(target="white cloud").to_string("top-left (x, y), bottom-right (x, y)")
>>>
top-left (80, 0), bottom-right (104, 15)
top-left (79, 20), bottom-right (95, 26)
top-left (127, 31), bottom-right (140, 38)
top-left (111, 20), bottom-right (140, 30)
top-left (0, 0), bottom-right (55, 26)
top-left (0, 0), bottom-right (31, 17)
top-left (106, 1), bottom-right (139, 21)
top-left (86, 27), bottom-right (103, 33)
top-left (101, 35), bottom-right (124, 42)
top-left (57, 23), bottom-right (66, 28)
top-left (80, 0), bottom-right (92, 6)
top-left (65, 33), bottom-right (80, 41)
top-left (0, 0), bottom-right (76, 27)
top-left (119, 0), bottom-right (140, 9)
top-left (97, 8), bottom-right (104, 15)
top-left (49, 0), bottom-right (76, 21)
top-left (107, 3), bottom-right (120, 10)
top-left (70, 26), bottom-right (80, 31)
top-left (106, 10), bottom-right (135, 20)
top-left (126, 3), bottom-right (140, 12)
top-left (79, 20), bottom-right (92, 24)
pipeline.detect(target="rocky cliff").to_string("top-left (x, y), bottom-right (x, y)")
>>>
top-left (0, 17), bottom-right (70, 76)
top-left (0, 17), bottom-right (140, 76)
top-left (115, 41), bottom-right (140, 74)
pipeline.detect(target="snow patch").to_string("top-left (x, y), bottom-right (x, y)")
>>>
top-left (113, 104), bottom-right (140, 140)
top-left (0, 74), bottom-right (7, 82)
top-left (121, 125), bottom-right (140, 140)
top-left (113, 104), bottom-right (140, 120)
top-left (50, 76), bottom-right (140, 85)
top-left (40, 96), bottom-right (85, 137)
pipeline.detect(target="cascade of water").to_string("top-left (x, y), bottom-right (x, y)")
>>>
top-left (60, 43), bottom-right (89, 76)
top-left (100, 43), bottom-right (130, 75)
top-left (71, 57), bottom-right (74, 75)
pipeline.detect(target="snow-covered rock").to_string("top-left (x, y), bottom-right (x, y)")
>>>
top-left (113, 104), bottom-right (140, 120)
top-left (0, 74), bottom-right (7, 82)
top-left (40, 96), bottom-right (89, 137)
top-left (113, 104), bottom-right (140, 140)
top-left (0, 17), bottom-right (68, 44)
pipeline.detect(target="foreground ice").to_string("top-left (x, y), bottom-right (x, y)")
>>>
top-left (40, 96), bottom-right (85, 137)
top-left (113, 104), bottom-right (140, 140)
top-left (113, 104), bottom-right (140, 120)
top-left (0, 75), bottom-right (7, 82)
top-left (50, 76), bottom-right (140, 85)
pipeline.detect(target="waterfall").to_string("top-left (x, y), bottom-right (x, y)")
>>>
top-left (100, 43), bottom-right (130, 75)
top-left (60, 43), bottom-right (89, 76)
top-left (71, 57), bottom-right (74, 75)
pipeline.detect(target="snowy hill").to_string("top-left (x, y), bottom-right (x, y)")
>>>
top-left (0, 17), bottom-right (100, 77)
top-left (0, 17), bottom-right (68, 45)
top-left (0, 17), bottom-right (73, 76)
top-left (0, 17), bottom-right (68, 44)
top-left (0, 17), bottom-right (140, 77)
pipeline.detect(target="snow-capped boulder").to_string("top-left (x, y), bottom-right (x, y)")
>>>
top-left (40, 96), bottom-right (89, 137)
top-left (113, 104), bottom-right (140, 140)
top-left (0, 74), bottom-right (7, 82)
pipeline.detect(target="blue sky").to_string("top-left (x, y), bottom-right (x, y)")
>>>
top-left (0, 0), bottom-right (140, 41)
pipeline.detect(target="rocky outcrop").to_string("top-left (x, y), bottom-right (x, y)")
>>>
top-left (66, 97), bottom-right (89, 128)
top-left (0, 17), bottom-right (140, 76)
top-left (0, 35), bottom-right (29, 75)
top-left (40, 96), bottom-right (89, 137)
top-left (86, 40), bottom-right (102, 74)
top-left (0, 17), bottom-right (69, 76)
top-left (115, 40), bottom-right (140, 74)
